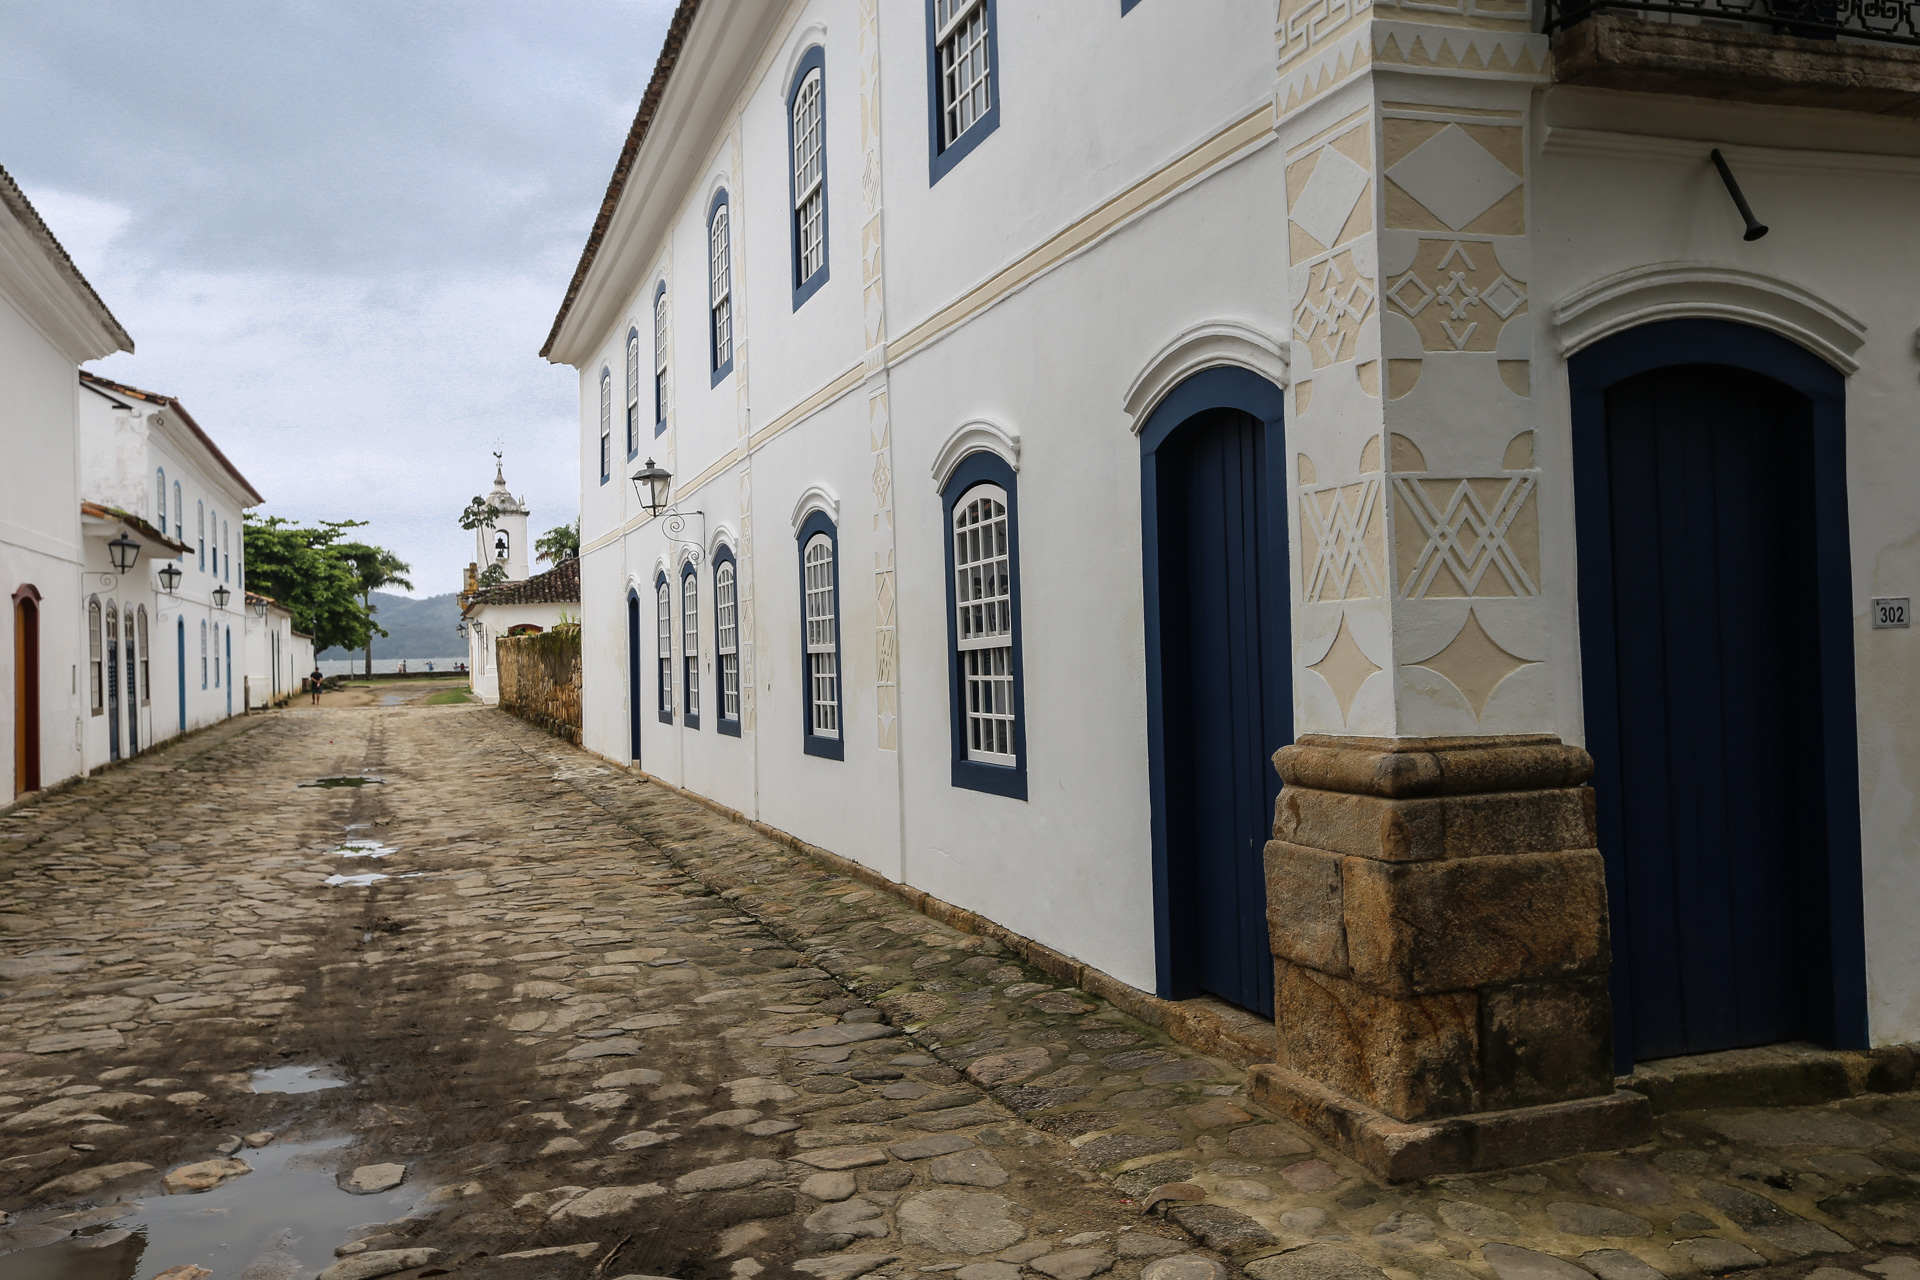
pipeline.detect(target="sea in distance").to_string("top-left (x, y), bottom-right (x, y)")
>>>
top-left (317, 657), bottom-right (465, 676)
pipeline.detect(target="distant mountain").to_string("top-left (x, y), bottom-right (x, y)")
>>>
top-left (318, 591), bottom-right (463, 663)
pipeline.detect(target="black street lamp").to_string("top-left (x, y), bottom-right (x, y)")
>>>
top-left (157, 561), bottom-right (182, 594)
top-left (456, 619), bottom-right (469, 639)
top-left (212, 584), bottom-right (231, 611)
top-left (631, 458), bottom-right (672, 517)
top-left (107, 531), bottom-right (141, 574)
top-left (250, 597), bottom-right (269, 619)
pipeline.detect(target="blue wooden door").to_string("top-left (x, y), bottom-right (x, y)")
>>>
top-left (627, 592), bottom-right (644, 762)
top-left (177, 618), bottom-right (186, 732)
top-left (1153, 405), bottom-right (1286, 1017)
top-left (106, 624), bottom-right (121, 762)
top-left (1583, 362), bottom-right (1826, 1061)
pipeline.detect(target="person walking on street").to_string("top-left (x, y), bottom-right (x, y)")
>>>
top-left (309, 667), bottom-right (324, 704)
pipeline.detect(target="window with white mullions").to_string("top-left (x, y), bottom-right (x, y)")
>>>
top-left (716, 560), bottom-right (740, 723)
top-left (709, 198), bottom-right (733, 377)
top-left (935, 0), bottom-right (992, 148)
top-left (656, 578), bottom-right (673, 722)
top-left (954, 484), bottom-right (1016, 764)
top-left (599, 368), bottom-right (612, 483)
top-left (625, 327), bottom-right (641, 457)
top-left (653, 284), bottom-right (669, 432)
top-left (793, 69), bottom-right (824, 284)
top-left (682, 568), bottom-right (700, 727)
top-left (804, 534), bottom-right (839, 740)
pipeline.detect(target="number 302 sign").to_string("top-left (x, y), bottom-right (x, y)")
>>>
top-left (1873, 597), bottom-right (1912, 629)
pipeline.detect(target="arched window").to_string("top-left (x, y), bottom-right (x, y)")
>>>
top-left (625, 325), bottom-right (641, 458)
top-left (797, 514), bottom-right (842, 758)
top-left (88, 596), bottom-right (103, 715)
top-left (137, 606), bottom-right (150, 704)
top-left (197, 500), bottom-right (206, 571)
top-left (708, 192), bottom-right (733, 382)
top-left (173, 482), bottom-right (182, 545)
top-left (942, 452), bottom-right (1026, 797)
top-left (927, 0), bottom-right (999, 182)
top-left (156, 469), bottom-right (167, 535)
top-left (681, 563), bottom-right (701, 729)
top-left (209, 510), bottom-right (218, 579)
top-left (213, 621), bottom-right (221, 687)
top-left (788, 49), bottom-right (829, 307)
top-left (223, 520), bottom-right (231, 582)
top-left (655, 575), bottom-right (673, 723)
top-left (200, 619), bottom-right (208, 689)
top-left (599, 367), bottom-right (612, 485)
top-left (714, 547), bottom-right (740, 735)
top-left (653, 282), bottom-right (669, 436)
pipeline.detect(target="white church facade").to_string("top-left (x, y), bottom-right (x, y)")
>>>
top-left (545, 0), bottom-right (1920, 1170)
top-left (461, 458), bottom-right (580, 703)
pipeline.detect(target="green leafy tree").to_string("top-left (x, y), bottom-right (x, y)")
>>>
top-left (475, 563), bottom-right (509, 588)
top-left (535, 518), bottom-right (580, 565)
top-left (458, 496), bottom-right (504, 531)
top-left (338, 542), bottom-right (415, 677)
top-left (241, 517), bottom-right (378, 654)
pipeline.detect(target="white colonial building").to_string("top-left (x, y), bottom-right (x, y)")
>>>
top-left (243, 591), bottom-right (312, 710)
top-left (1, 165), bottom-right (135, 802)
top-left (544, 0), bottom-right (1920, 1167)
top-left (460, 457), bottom-right (580, 702)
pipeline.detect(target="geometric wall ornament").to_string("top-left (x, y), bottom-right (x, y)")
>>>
top-left (1300, 477), bottom-right (1386, 602)
top-left (1406, 607), bottom-right (1536, 719)
top-left (1385, 123), bottom-right (1521, 231)
top-left (1308, 612), bottom-right (1381, 724)
top-left (1294, 249), bottom-right (1375, 368)
top-left (1502, 430), bottom-right (1534, 469)
top-left (1291, 145), bottom-right (1371, 254)
top-left (1386, 239), bottom-right (1527, 354)
top-left (1393, 473), bottom-right (1540, 598)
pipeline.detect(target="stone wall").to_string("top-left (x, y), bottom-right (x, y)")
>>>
top-left (497, 626), bottom-right (581, 745)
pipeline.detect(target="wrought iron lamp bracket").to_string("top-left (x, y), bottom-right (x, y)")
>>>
top-left (664, 509), bottom-right (706, 566)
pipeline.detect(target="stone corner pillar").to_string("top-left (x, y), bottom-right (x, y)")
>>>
top-left (1245, 734), bottom-right (1651, 1181)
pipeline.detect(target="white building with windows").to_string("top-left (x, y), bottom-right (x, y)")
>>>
top-left (545, 0), bottom-right (1920, 1169)
top-left (460, 457), bottom-right (579, 702)
top-left (1, 165), bottom-right (135, 802)
top-left (242, 592), bottom-right (306, 709)
top-left (77, 373), bottom-right (264, 768)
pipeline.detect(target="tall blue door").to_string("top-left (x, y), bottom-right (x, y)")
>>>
top-left (177, 618), bottom-right (186, 732)
top-left (1145, 380), bottom-right (1289, 1019)
top-left (627, 592), bottom-right (644, 762)
top-left (1578, 354), bottom-right (1844, 1062)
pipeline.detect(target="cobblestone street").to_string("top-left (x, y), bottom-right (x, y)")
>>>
top-left (2, 706), bottom-right (1919, 1280)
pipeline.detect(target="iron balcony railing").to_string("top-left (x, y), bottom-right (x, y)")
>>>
top-left (1544, 0), bottom-right (1920, 47)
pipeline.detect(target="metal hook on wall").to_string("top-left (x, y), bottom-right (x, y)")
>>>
top-left (1710, 149), bottom-right (1769, 242)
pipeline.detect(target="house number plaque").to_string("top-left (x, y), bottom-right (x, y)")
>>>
top-left (1873, 597), bottom-right (1911, 629)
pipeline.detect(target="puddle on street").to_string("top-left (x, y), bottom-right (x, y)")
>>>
top-left (296, 776), bottom-right (383, 789)
top-left (9, 1136), bottom-right (421, 1280)
top-left (248, 1066), bottom-right (346, 1094)
top-left (334, 840), bottom-right (397, 858)
top-left (323, 872), bottom-right (389, 887)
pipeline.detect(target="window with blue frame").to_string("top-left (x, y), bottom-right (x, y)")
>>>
top-left (942, 451), bottom-right (1026, 798)
top-left (197, 501), bottom-right (205, 571)
top-left (681, 561), bottom-right (701, 729)
top-left (713, 545), bottom-right (741, 736)
top-left (797, 513), bottom-right (843, 760)
top-left (709, 192), bottom-right (734, 384)
top-left (926, 0), bottom-right (999, 183)
top-left (599, 367), bottom-right (612, 484)
top-left (653, 283), bottom-right (669, 435)
top-left (200, 619), bottom-right (208, 688)
top-left (223, 520), bottom-right (230, 582)
top-left (156, 469), bottom-right (167, 535)
top-left (173, 482), bottom-right (182, 547)
top-left (209, 509), bottom-right (217, 579)
top-left (788, 47), bottom-right (829, 308)
top-left (625, 326), bottom-right (641, 458)
top-left (656, 574), bottom-right (673, 723)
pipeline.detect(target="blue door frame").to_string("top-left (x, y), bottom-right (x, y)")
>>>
top-left (627, 590), bottom-right (644, 763)
top-left (176, 617), bottom-right (186, 732)
top-left (1140, 365), bottom-right (1291, 1016)
top-left (1570, 318), bottom-right (1867, 1067)
top-left (225, 629), bottom-right (232, 718)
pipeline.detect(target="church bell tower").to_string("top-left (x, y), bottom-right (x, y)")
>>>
top-left (475, 453), bottom-right (531, 583)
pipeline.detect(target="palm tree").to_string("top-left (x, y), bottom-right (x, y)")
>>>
top-left (339, 544), bottom-right (414, 678)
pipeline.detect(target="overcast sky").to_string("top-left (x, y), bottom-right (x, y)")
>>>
top-left (1, 1), bottom-right (673, 597)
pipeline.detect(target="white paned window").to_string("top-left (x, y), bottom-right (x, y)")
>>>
top-left (137, 606), bottom-right (149, 703)
top-left (214, 623), bottom-right (220, 687)
top-left (173, 482), bottom-right (182, 543)
top-left (223, 520), bottom-right (230, 582)
top-left (656, 581), bottom-right (673, 716)
top-left (653, 287), bottom-right (669, 425)
top-left (935, 0), bottom-right (992, 148)
top-left (156, 469), bottom-right (167, 534)
top-left (599, 369), bottom-right (612, 483)
top-left (625, 327), bottom-right (640, 455)
top-left (197, 501), bottom-right (206, 571)
top-left (200, 619), bottom-right (208, 689)
top-left (709, 204), bottom-right (732, 371)
top-left (209, 510), bottom-right (217, 578)
top-left (792, 69), bottom-right (825, 284)
top-left (88, 598), bottom-right (102, 714)
top-left (682, 571), bottom-right (700, 721)
top-left (954, 484), bottom-right (1015, 765)
top-left (716, 561), bottom-right (739, 721)
top-left (804, 534), bottom-right (839, 738)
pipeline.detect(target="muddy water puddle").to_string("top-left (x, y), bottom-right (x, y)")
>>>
top-left (248, 1066), bottom-right (346, 1094)
top-left (334, 840), bottom-right (397, 858)
top-left (296, 776), bottom-right (383, 789)
top-left (10, 1136), bottom-right (422, 1280)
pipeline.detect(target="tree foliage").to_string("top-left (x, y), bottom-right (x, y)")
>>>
top-left (476, 563), bottom-right (509, 588)
top-left (458, 496), bottom-right (504, 531)
top-left (535, 519), bottom-right (580, 564)
top-left (241, 516), bottom-right (397, 653)
top-left (336, 542), bottom-right (415, 674)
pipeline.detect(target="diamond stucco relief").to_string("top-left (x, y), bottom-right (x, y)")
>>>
top-left (1406, 608), bottom-right (1535, 719)
top-left (1290, 146), bottom-right (1371, 253)
top-left (1308, 613), bottom-right (1381, 723)
top-left (1293, 250), bottom-right (1375, 368)
top-left (1386, 124), bottom-right (1521, 232)
top-left (1300, 479), bottom-right (1385, 602)
top-left (1386, 240), bottom-right (1526, 354)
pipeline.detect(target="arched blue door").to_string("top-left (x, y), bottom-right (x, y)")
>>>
top-left (177, 617), bottom-right (186, 732)
top-left (627, 590), bottom-right (644, 762)
top-left (225, 629), bottom-right (232, 718)
top-left (106, 608), bottom-right (121, 763)
top-left (1141, 366), bottom-right (1290, 1017)
top-left (1571, 319), bottom-right (1866, 1065)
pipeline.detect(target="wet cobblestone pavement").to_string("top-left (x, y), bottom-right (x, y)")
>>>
top-left (2, 706), bottom-right (1919, 1280)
